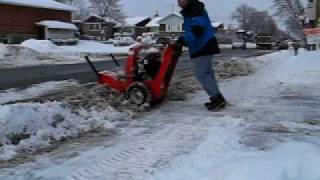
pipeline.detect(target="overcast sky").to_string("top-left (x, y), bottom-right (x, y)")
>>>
top-left (120, 0), bottom-right (274, 25)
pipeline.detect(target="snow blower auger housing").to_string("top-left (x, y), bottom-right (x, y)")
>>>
top-left (85, 43), bottom-right (182, 106)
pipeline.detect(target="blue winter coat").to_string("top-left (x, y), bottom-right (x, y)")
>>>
top-left (180, 0), bottom-right (220, 58)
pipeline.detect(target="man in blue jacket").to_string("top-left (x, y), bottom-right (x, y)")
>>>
top-left (177, 0), bottom-right (226, 110)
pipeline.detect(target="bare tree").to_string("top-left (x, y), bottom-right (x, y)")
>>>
top-left (55, 0), bottom-right (90, 20)
top-left (232, 4), bottom-right (280, 36)
top-left (272, 0), bottom-right (306, 41)
top-left (248, 11), bottom-right (278, 35)
top-left (72, 0), bottom-right (91, 20)
top-left (232, 4), bottom-right (258, 31)
top-left (89, 0), bottom-right (125, 23)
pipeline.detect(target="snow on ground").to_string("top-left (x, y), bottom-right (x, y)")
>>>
top-left (0, 80), bottom-right (79, 104)
top-left (1, 50), bottom-right (320, 179)
top-left (0, 43), bottom-right (7, 59)
top-left (0, 40), bottom-right (130, 68)
top-left (152, 140), bottom-right (320, 180)
top-left (149, 50), bottom-right (320, 180)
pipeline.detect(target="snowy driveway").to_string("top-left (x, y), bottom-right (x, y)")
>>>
top-left (1, 50), bottom-right (320, 180)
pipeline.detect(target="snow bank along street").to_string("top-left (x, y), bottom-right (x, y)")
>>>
top-left (1, 50), bottom-right (320, 180)
top-left (0, 40), bottom-right (130, 68)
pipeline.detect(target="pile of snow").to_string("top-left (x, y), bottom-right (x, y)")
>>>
top-left (21, 39), bottom-right (130, 54)
top-left (0, 0), bottom-right (77, 11)
top-left (20, 39), bottom-right (64, 54)
top-left (0, 80), bottom-right (131, 161)
top-left (36, 21), bottom-right (77, 30)
top-left (0, 80), bottom-right (79, 104)
top-left (0, 101), bottom-right (124, 160)
top-left (0, 43), bottom-right (7, 59)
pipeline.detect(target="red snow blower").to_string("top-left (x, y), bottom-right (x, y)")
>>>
top-left (85, 43), bottom-right (182, 106)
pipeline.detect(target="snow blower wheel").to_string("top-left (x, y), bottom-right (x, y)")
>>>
top-left (126, 82), bottom-right (151, 106)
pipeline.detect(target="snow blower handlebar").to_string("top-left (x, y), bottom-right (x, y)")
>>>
top-left (85, 55), bottom-right (100, 79)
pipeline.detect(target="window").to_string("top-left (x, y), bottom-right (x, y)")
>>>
top-left (160, 24), bottom-right (166, 31)
top-left (89, 23), bottom-right (100, 31)
top-left (0, 38), bottom-right (9, 44)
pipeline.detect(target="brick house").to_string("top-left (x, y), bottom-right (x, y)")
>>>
top-left (0, 0), bottom-right (77, 44)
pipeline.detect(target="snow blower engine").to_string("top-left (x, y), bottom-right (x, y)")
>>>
top-left (85, 43), bottom-right (182, 106)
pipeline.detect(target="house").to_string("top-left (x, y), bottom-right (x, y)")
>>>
top-left (158, 13), bottom-right (184, 38)
top-left (114, 17), bottom-right (151, 38)
top-left (146, 17), bottom-right (164, 34)
top-left (0, 0), bottom-right (77, 44)
top-left (82, 15), bottom-right (118, 40)
top-left (306, 0), bottom-right (320, 28)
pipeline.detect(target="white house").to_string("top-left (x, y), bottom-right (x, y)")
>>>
top-left (158, 13), bottom-right (184, 37)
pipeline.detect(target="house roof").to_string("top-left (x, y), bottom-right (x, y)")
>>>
top-left (84, 14), bottom-right (118, 24)
top-left (0, 0), bottom-right (78, 11)
top-left (158, 13), bottom-right (183, 24)
top-left (211, 22), bottom-right (224, 28)
top-left (146, 17), bottom-right (164, 27)
top-left (125, 17), bottom-right (149, 26)
top-left (37, 21), bottom-right (77, 30)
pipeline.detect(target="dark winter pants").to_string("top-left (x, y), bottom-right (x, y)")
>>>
top-left (192, 55), bottom-right (221, 97)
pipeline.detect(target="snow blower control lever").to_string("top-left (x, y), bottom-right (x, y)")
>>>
top-left (85, 43), bottom-right (182, 106)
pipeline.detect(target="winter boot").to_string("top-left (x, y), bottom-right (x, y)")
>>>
top-left (205, 94), bottom-right (227, 110)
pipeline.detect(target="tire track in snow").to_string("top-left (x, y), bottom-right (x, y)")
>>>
top-left (64, 119), bottom-right (209, 180)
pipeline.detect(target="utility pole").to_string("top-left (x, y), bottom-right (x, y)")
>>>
top-left (317, 0), bottom-right (320, 27)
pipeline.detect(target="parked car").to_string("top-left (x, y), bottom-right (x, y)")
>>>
top-left (256, 34), bottom-right (273, 50)
top-left (278, 41), bottom-right (289, 50)
top-left (107, 33), bottom-right (136, 47)
top-left (80, 35), bottom-right (96, 41)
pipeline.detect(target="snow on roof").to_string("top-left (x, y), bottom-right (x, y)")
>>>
top-left (237, 29), bottom-right (246, 33)
top-left (85, 14), bottom-right (119, 24)
top-left (0, 0), bottom-right (78, 11)
top-left (36, 21), bottom-right (77, 30)
top-left (146, 17), bottom-right (164, 27)
top-left (158, 13), bottom-right (183, 23)
top-left (212, 22), bottom-right (223, 28)
top-left (125, 17), bottom-right (149, 26)
top-left (72, 20), bottom-right (83, 23)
